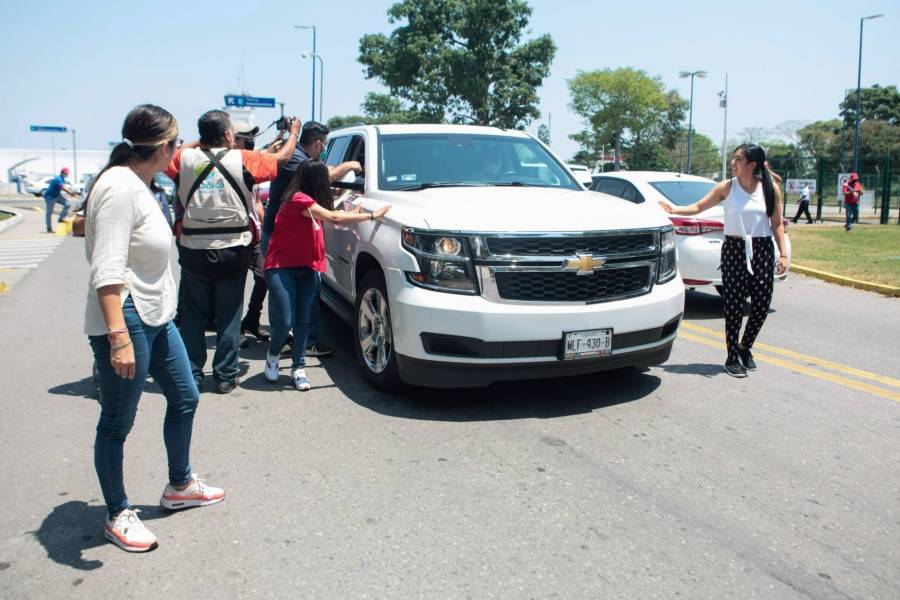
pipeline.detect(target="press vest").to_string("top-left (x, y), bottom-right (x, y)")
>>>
top-left (176, 147), bottom-right (254, 250)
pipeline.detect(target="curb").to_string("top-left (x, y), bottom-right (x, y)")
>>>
top-left (791, 263), bottom-right (900, 298)
top-left (0, 209), bottom-right (23, 235)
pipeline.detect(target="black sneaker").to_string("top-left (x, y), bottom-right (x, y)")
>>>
top-left (738, 348), bottom-right (757, 371)
top-left (724, 360), bottom-right (748, 378)
top-left (215, 379), bottom-right (239, 394)
top-left (240, 321), bottom-right (270, 342)
top-left (305, 343), bottom-right (334, 358)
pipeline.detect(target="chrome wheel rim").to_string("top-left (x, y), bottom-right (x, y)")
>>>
top-left (357, 287), bottom-right (392, 374)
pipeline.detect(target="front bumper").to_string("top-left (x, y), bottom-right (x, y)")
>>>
top-left (385, 268), bottom-right (684, 383)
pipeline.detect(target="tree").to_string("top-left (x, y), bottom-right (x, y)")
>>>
top-left (537, 124), bottom-right (550, 146)
top-left (358, 0), bottom-right (556, 128)
top-left (665, 132), bottom-right (721, 178)
top-left (568, 68), bottom-right (681, 169)
top-left (839, 84), bottom-right (900, 127)
top-left (327, 92), bottom-right (434, 129)
top-left (858, 120), bottom-right (900, 160)
top-left (797, 119), bottom-right (841, 160)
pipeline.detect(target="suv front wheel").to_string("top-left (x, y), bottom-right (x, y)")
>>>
top-left (354, 270), bottom-right (401, 391)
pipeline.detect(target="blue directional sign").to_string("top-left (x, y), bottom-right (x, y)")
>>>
top-left (224, 95), bottom-right (276, 108)
top-left (30, 125), bottom-right (68, 132)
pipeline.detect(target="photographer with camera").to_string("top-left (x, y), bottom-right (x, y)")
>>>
top-left (165, 110), bottom-right (300, 394)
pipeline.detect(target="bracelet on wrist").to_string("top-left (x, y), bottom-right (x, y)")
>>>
top-left (111, 339), bottom-right (132, 352)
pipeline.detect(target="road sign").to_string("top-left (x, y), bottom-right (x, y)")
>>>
top-left (785, 179), bottom-right (816, 194)
top-left (30, 125), bottom-right (67, 133)
top-left (837, 173), bottom-right (851, 200)
top-left (224, 95), bottom-right (276, 108)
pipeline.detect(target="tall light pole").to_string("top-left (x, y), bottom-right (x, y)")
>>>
top-left (302, 51), bottom-right (324, 122)
top-left (294, 25), bottom-right (317, 122)
top-left (718, 74), bottom-right (728, 181)
top-left (679, 70), bottom-right (707, 174)
top-left (853, 14), bottom-right (883, 173)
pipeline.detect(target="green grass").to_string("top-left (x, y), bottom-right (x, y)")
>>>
top-left (0, 212), bottom-right (12, 222)
top-left (789, 225), bottom-right (900, 287)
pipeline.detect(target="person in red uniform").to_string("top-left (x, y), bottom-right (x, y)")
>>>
top-left (842, 172), bottom-right (863, 231)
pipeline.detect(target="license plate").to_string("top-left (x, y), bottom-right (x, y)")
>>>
top-left (563, 328), bottom-right (613, 360)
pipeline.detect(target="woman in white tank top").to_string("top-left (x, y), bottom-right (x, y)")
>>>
top-left (660, 144), bottom-right (788, 377)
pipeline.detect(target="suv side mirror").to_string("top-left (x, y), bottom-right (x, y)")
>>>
top-left (333, 170), bottom-right (364, 192)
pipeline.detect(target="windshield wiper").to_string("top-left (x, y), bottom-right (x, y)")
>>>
top-left (483, 181), bottom-right (546, 187)
top-left (395, 181), bottom-right (475, 191)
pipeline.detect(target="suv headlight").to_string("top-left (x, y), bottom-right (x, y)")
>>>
top-left (401, 227), bottom-right (479, 294)
top-left (657, 226), bottom-right (677, 284)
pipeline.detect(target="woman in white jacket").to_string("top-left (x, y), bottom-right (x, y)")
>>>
top-left (84, 105), bottom-right (224, 552)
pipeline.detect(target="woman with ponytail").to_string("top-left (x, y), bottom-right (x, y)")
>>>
top-left (660, 143), bottom-right (788, 377)
top-left (84, 105), bottom-right (224, 553)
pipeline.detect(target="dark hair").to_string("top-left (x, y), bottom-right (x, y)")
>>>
top-left (235, 134), bottom-right (255, 151)
top-left (198, 110), bottom-right (232, 146)
top-left (280, 160), bottom-right (334, 211)
top-left (299, 121), bottom-right (328, 146)
top-left (85, 104), bottom-right (178, 205)
top-left (735, 143), bottom-right (775, 217)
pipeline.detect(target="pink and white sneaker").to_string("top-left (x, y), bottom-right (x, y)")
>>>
top-left (104, 508), bottom-right (158, 552)
top-left (160, 476), bottom-right (225, 510)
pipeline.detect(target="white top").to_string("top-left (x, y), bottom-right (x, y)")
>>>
top-left (83, 166), bottom-right (177, 335)
top-left (723, 177), bottom-right (772, 238)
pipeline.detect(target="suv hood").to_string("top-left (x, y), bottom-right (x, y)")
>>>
top-left (384, 186), bottom-right (670, 232)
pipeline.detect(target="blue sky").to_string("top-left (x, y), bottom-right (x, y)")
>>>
top-left (1, 0), bottom-right (896, 161)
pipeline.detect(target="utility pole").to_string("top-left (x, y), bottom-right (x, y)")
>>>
top-left (718, 74), bottom-right (728, 181)
top-left (72, 129), bottom-right (78, 183)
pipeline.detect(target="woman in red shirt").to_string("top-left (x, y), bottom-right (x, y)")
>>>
top-left (263, 160), bottom-right (390, 390)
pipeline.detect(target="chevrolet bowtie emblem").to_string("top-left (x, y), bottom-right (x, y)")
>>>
top-left (565, 253), bottom-right (606, 276)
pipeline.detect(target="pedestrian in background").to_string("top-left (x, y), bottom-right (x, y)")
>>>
top-left (263, 160), bottom-right (390, 390)
top-left (842, 173), bottom-right (862, 231)
top-left (83, 104), bottom-right (224, 553)
top-left (792, 182), bottom-right (813, 224)
top-left (661, 143), bottom-right (788, 377)
top-left (43, 167), bottom-right (78, 233)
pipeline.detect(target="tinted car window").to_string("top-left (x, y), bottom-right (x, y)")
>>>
top-left (597, 178), bottom-right (626, 198)
top-left (650, 180), bottom-right (715, 206)
top-left (324, 136), bottom-right (352, 167)
top-left (621, 182), bottom-right (645, 203)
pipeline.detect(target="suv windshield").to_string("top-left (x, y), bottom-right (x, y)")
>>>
top-left (649, 180), bottom-right (715, 206)
top-left (378, 133), bottom-right (581, 191)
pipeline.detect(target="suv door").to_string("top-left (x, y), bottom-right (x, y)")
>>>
top-left (322, 133), bottom-right (366, 296)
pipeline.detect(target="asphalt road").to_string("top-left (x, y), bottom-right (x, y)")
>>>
top-left (1, 214), bottom-right (898, 599)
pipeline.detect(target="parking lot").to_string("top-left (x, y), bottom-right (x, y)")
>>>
top-left (0, 215), bottom-right (898, 599)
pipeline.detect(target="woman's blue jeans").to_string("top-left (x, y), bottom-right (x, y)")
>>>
top-left (89, 296), bottom-right (199, 518)
top-left (265, 267), bottom-right (318, 370)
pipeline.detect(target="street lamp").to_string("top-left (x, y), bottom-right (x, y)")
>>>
top-left (301, 51), bottom-right (324, 122)
top-left (718, 74), bottom-right (728, 181)
top-left (679, 70), bottom-right (707, 174)
top-left (852, 13), bottom-right (883, 173)
top-left (294, 25), bottom-right (317, 122)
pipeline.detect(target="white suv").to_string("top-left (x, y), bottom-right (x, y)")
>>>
top-left (319, 124), bottom-right (684, 389)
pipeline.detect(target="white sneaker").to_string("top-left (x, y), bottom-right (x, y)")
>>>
top-left (160, 476), bottom-right (225, 510)
top-left (104, 508), bottom-right (158, 552)
top-left (292, 369), bottom-right (311, 391)
top-left (264, 353), bottom-right (280, 383)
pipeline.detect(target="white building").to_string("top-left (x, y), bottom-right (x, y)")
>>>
top-left (1, 148), bottom-right (111, 193)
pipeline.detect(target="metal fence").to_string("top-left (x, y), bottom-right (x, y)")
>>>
top-left (768, 154), bottom-right (897, 224)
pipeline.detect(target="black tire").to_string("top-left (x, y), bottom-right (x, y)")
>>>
top-left (353, 270), bottom-right (402, 391)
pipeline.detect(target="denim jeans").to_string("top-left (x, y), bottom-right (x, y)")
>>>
top-left (261, 230), bottom-right (320, 348)
top-left (44, 195), bottom-right (71, 230)
top-left (845, 203), bottom-right (859, 229)
top-left (178, 269), bottom-right (245, 384)
top-left (89, 296), bottom-right (199, 518)
top-left (266, 267), bottom-right (319, 370)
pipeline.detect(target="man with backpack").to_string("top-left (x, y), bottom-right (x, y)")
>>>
top-left (166, 110), bottom-right (301, 393)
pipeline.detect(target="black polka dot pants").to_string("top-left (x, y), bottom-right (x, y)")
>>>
top-left (720, 237), bottom-right (775, 363)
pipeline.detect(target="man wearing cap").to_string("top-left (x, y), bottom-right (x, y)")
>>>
top-left (43, 167), bottom-right (78, 233)
top-left (842, 173), bottom-right (863, 231)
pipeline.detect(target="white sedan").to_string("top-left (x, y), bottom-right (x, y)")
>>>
top-left (589, 171), bottom-right (791, 294)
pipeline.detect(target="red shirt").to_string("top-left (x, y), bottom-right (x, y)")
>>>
top-left (264, 192), bottom-right (326, 272)
top-left (843, 181), bottom-right (862, 206)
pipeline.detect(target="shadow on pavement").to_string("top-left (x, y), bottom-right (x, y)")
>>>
top-left (31, 501), bottom-right (174, 570)
top-left (658, 362), bottom-right (725, 378)
top-left (315, 309), bottom-right (662, 422)
top-left (684, 290), bottom-right (774, 320)
top-left (47, 376), bottom-right (97, 401)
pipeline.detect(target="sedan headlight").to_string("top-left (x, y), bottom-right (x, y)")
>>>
top-left (401, 227), bottom-right (479, 294)
top-left (657, 226), bottom-right (677, 283)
